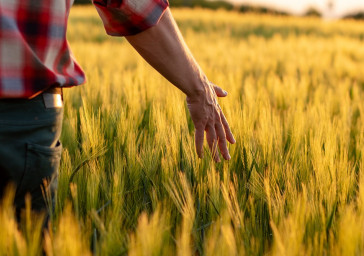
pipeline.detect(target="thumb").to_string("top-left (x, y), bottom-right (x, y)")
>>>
top-left (212, 83), bottom-right (228, 97)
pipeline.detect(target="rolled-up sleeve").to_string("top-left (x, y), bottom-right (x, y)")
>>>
top-left (92, 0), bottom-right (169, 36)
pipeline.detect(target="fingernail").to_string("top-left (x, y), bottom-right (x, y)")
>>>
top-left (227, 154), bottom-right (231, 160)
top-left (223, 90), bottom-right (228, 96)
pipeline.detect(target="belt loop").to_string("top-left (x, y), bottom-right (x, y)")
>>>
top-left (42, 87), bottom-right (63, 108)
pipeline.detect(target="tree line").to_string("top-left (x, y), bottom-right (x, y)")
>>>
top-left (73, 0), bottom-right (364, 20)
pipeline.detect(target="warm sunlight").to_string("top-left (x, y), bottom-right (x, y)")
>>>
top-left (229, 0), bottom-right (364, 17)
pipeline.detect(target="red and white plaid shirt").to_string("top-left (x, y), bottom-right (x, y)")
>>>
top-left (0, 0), bottom-right (169, 99)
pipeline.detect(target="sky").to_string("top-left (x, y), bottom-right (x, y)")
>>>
top-left (228, 0), bottom-right (364, 17)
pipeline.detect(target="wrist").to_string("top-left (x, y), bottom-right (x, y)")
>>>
top-left (185, 75), bottom-right (209, 100)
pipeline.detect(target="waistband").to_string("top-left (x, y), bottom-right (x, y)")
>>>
top-left (0, 86), bottom-right (63, 101)
top-left (0, 86), bottom-right (63, 104)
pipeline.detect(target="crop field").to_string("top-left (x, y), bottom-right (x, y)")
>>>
top-left (2, 6), bottom-right (364, 256)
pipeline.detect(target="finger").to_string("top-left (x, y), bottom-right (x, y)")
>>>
top-left (206, 124), bottom-right (220, 162)
top-left (219, 110), bottom-right (236, 144)
top-left (195, 128), bottom-right (205, 158)
top-left (215, 121), bottom-right (230, 160)
top-left (212, 83), bottom-right (228, 97)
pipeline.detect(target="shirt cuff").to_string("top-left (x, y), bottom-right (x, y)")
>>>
top-left (93, 0), bottom-right (169, 36)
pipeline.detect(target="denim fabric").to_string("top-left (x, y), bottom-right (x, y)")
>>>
top-left (0, 94), bottom-right (63, 213)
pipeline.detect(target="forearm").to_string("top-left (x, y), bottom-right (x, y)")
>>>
top-left (126, 7), bottom-right (235, 161)
top-left (125, 8), bottom-right (207, 97)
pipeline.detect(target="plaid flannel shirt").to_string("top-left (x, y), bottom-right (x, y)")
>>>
top-left (0, 0), bottom-right (169, 99)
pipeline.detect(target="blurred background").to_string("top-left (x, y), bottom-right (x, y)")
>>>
top-left (74, 0), bottom-right (364, 20)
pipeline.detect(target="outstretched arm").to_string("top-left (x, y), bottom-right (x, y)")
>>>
top-left (126, 8), bottom-right (235, 162)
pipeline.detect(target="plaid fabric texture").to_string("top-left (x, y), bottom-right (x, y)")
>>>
top-left (93, 0), bottom-right (169, 36)
top-left (0, 0), bottom-right (169, 99)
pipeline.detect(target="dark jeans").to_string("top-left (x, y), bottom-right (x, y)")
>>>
top-left (0, 93), bottom-right (63, 215)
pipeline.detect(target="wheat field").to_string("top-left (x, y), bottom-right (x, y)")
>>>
top-left (1, 6), bottom-right (364, 256)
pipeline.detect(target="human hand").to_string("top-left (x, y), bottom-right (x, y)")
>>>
top-left (186, 82), bottom-right (236, 162)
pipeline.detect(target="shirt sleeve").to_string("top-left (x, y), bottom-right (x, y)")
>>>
top-left (92, 0), bottom-right (169, 36)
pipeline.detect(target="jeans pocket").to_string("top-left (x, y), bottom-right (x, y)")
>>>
top-left (15, 141), bottom-right (62, 211)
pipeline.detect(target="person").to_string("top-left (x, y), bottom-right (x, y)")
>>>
top-left (0, 0), bottom-right (235, 216)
